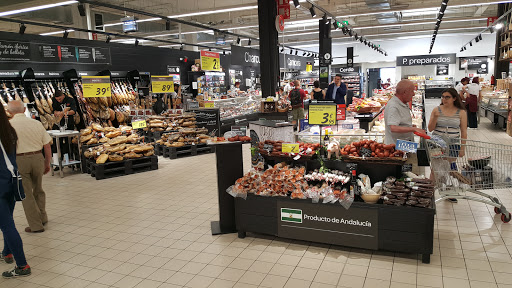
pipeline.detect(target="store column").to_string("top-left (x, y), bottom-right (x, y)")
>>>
top-left (319, 19), bottom-right (332, 89)
top-left (495, 3), bottom-right (508, 77)
top-left (257, 0), bottom-right (279, 97)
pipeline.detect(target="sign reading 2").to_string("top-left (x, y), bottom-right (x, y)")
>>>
top-left (200, 50), bottom-right (221, 71)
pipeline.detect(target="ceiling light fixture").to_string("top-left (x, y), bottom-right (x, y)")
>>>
top-left (293, 0), bottom-right (300, 8)
top-left (248, 39), bottom-right (252, 46)
top-left (166, 20), bottom-right (171, 31)
top-left (309, 6), bottom-right (316, 18)
top-left (0, 0), bottom-right (77, 17)
top-left (106, 35), bottom-right (111, 43)
top-left (180, 44), bottom-right (184, 50)
top-left (237, 37), bottom-right (241, 45)
top-left (495, 23), bottom-right (504, 30)
top-left (295, 50), bottom-right (298, 55)
top-left (63, 30), bottom-right (69, 38)
top-left (19, 23), bottom-right (26, 35)
top-left (135, 39), bottom-right (139, 46)
top-left (323, 14), bottom-right (329, 24)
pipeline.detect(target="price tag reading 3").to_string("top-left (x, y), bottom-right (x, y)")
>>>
top-left (82, 76), bottom-right (111, 98)
top-left (151, 76), bottom-right (174, 93)
top-left (282, 143), bottom-right (300, 153)
top-left (308, 104), bottom-right (337, 125)
top-left (132, 120), bottom-right (147, 129)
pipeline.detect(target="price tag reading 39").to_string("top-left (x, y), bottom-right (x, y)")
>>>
top-left (82, 76), bottom-right (111, 98)
top-left (151, 76), bottom-right (174, 93)
top-left (282, 143), bottom-right (300, 153)
top-left (131, 120), bottom-right (147, 129)
top-left (308, 104), bottom-right (337, 125)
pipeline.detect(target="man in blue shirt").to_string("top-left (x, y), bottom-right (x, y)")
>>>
top-left (326, 74), bottom-right (347, 104)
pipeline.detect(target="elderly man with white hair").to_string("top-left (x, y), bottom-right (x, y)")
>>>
top-left (7, 100), bottom-right (52, 233)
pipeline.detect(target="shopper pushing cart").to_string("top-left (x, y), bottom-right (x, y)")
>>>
top-left (420, 132), bottom-right (512, 223)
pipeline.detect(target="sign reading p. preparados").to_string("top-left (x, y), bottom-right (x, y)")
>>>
top-left (396, 53), bottom-right (456, 66)
top-left (200, 50), bottom-right (221, 71)
top-left (82, 76), bottom-right (111, 97)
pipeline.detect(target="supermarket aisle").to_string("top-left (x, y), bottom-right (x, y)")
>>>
top-left (1, 120), bottom-right (512, 288)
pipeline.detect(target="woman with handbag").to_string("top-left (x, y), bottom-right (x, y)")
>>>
top-left (0, 103), bottom-right (31, 278)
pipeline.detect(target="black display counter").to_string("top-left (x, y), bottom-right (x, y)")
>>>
top-left (211, 141), bottom-right (435, 263)
top-left (480, 106), bottom-right (508, 130)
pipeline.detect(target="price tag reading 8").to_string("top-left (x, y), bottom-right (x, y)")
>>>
top-left (151, 76), bottom-right (174, 93)
top-left (132, 120), bottom-right (147, 129)
top-left (282, 143), bottom-right (300, 153)
top-left (308, 104), bottom-right (337, 126)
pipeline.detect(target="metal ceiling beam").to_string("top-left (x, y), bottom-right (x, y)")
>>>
top-left (0, 16), bottom-right (228, 51)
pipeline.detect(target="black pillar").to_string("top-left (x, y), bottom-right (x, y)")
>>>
top-left (319, 19), bottom-right (332, 89)
top-left (258, 0), bottom-right (279, 97)
top-left (495, 3), bottom-right (508, 79)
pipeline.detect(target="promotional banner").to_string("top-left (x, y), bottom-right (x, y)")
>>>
top-left (277, 200), bottom-right (379, 249)
top-left (200, 50), bottom-right (221, 71)
top-left (396, 53), bottom-right (456, 66)
top-left (0, 40), bottom-right (111, 64)
top-left (231, 45), bottom-right (260, 67)
top-left (82, 76), bottom-right (111, 98)
top-left (151, 76), bottom-right (174, 93)
top-left (459, 57), bottom-right (488, 74)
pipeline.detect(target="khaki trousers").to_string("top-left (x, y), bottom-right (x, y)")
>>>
top-left (17, 153), bottom-right (47, 231)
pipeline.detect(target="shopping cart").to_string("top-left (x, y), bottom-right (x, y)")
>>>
top-left (420, 132), bottom-right (512, 223)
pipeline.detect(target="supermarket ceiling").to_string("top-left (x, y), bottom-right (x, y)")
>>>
top-left (0, 0), bottom-right (504, 51)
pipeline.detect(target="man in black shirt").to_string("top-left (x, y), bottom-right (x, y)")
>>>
top-left (52, 90), bottom-right (77, 130)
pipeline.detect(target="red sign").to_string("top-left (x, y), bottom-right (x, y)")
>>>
top-left (92, 33), bottom-right (98, 40)
top-left (275, 15), bottom-right (285, 32)
top-left (487, 17), bottom-right (498, 27)
top-left (278, 4), bottom-right (291, 19)
top-left (337, 104), bottom-right (346, 121)
top-left (469, 73), bottom-right (474, 78)
top-left (275, 0), bottom-right (288, 5)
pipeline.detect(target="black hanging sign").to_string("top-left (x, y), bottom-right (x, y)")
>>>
top-left (347, 47), bottom-right (354, 68)
top-left (459, 57), bottom-right (488, 74)
top-left (279, 54), bottom-right (314, 70)
top-left (436, 64), bottom-right (449, 76)
top-left (231, 45), bottom-right (260, 67)
top-left (0, 40), bottom-right (31, 61)
top-left (396, 54), bottom-right (456, 66)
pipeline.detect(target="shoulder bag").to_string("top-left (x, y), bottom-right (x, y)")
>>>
top-left (0, 141), bottom-right (25, 201)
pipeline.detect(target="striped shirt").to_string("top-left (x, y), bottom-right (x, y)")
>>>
top-left (433, 106), bottom-right (461, 138)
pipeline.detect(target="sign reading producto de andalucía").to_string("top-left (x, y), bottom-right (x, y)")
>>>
top-left (0, 40), bottom-right (111, 64)
top-left (200, 50), bottom-right (221, 71)
top-left (396, 53), bottom-right (456, 66)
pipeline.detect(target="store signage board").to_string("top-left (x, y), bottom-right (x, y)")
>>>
top-left (231, 45), bottom-right (260, 67)
top-left (0, 40), bottom-right (111, 64)
top-left (436, 64), bottom-right (449, 76)
top-left (277, 4), bottom-right (291, 19)
top-left (201, 50), bottom-right (221, 71)
top-left (82, 76), bottom-right (111, 97)
top-left (277, 201), bottom-right (378, 250)
top-left (459, 57), bottom-right (488, 74)
top-left (231, 126), bottom-right (247, 136)
top-left (131, 120), bottom-right (147, 129)
top-left (167, 65), bottom-right (180, 74)
top-left (282, 143), bottom-right (300, 153)
top-left (279, 54), bottom-right (315, 70)
top-left (396, 139), bottom-right (418, 153)
top-left (396, 54), bottom-right (456, 66)
top-left (309, 103), bottom-right (337, 126)
top-left (189, 108), bottom-right (221, 136)
top-left (151, 76), bottom-right (174, 93)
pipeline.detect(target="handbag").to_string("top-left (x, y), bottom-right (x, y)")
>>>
top-left (0, 141), bottom-right (25, 201)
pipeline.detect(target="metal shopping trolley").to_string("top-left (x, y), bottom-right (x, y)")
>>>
top-left (421, 132), bottom-right (512, 223)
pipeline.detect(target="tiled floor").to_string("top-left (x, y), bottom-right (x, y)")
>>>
top-left (2, 107), bottom-right (512, 288)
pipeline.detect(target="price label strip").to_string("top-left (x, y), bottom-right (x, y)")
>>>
top-left (282, 143), bottom-right (300, 153)
top-left (396, 139), bottom-right (418, 153)
top-left (132, 120), bottom-right (147, 129)
top-left (151, 76), bottom-right (174, 93)
top-left (308, 104), bottom-right (337, 125)
top-left (200, 50), bottom-right (221, 71)
top-left (82, 76), bottom-right (111, 98)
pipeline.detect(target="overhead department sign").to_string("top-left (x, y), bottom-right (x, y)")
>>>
top-left (396, 53), bottom-right (456, 66)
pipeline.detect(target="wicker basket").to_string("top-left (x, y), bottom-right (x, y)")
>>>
top-left (277, 107), bottom-right (289, 113)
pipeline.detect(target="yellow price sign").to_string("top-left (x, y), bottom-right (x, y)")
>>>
top-left (282, 143), bottom-right (300, 153)
top-left (82, 76), bottom-right (111, 98)
top-left (151, 76), bottom-right (174, 93)
top-left (308, 104), bottom-right (337, 125)
top-left (204, 101), bottom-right (215, 108)
top-left (131, 120), bottom-right (147, 129)
top-left (200, 50), bottom-right (221, 71)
